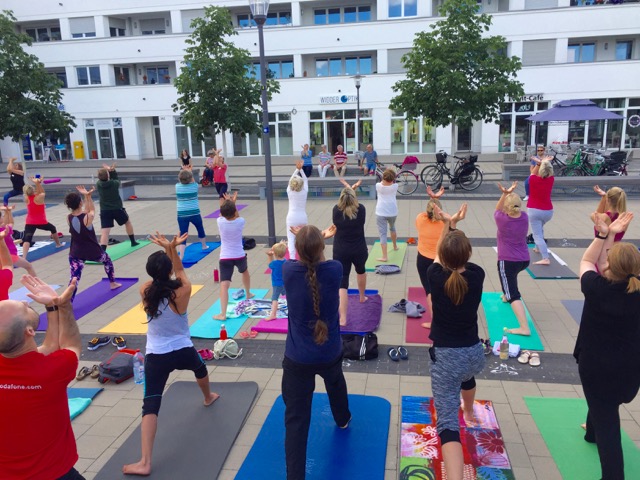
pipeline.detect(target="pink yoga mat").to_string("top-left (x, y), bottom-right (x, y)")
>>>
top-left (43, 178), bottom-right (61, 184)
top-left (204, 204), bottom-right (247, 219)
top-left (251, 317), bottom-right (288, 333)
top-left (405, 286), bottom-right (432, 344)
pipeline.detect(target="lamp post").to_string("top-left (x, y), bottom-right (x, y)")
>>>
top-left (353, 74), bottom-right (362, 158)
top-left (249, 0), bottom-right (276, 245)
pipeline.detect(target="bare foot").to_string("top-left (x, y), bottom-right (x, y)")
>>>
top-left (534, 259), bottom-right (550, 265)
top-left (359, 296), bottom-right (368, 304)
top-left (204, 392), bottom-right (220, 407)
top-left (110, 282), bottom-right (122, 290)
top-left (202, 244), bottom-right (210, 250)
top-left (265, 315), bottom-right (276, 322)
top-left (581, 423), bottom-right (587, 431)
top-left (506, 327), bottom-right (531, 336)
top-left (247, 292), bottom-right (255, 299)
top-left (533, 247), bottom-right (540, 253)
top-left (213, 313), bottom-right (226, 320)
top-left (393, 245), bottom-right (399, 251)
top-left (123, 460), bottom-right (151, 476)
top-left (377, 257), bottom-right (388, 262)
top-left (501, 294), bottom-right (508, 303)
top-left (56, 242), bottom-right (66, 248)
top-left (421, 322), bottom-right (431, 329)
top-left (463, 409), bottom-right (476, 426)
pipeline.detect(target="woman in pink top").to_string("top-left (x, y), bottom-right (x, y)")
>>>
top-left (592, 185), bottom-right (627, 243)
top-left (527, 159), bottom-right (554, 265)
top-left (213, 150), bottom-right (228, 205)
top-left (22, 177), bottom-right (63, 261)
top-left (0, 205), bottom-right (36, 276)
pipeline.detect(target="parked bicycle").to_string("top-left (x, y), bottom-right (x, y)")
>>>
top-left (373, 160), bottom-right (419, 195)
top-left (420, 151), bottom-right (483, 191)
top-left (559, 148), bottom-right (628, 177)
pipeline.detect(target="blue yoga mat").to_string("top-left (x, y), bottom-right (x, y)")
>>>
top-left (189, 288), bottom-right (269, 339)
top-left (67, 387), bottom-right (103, 420)
top-left (236, 393), bottom-right (390, 480)
top-left (21, 241), bottom-right (69, 262)
top-left (10, 285), bottom-right (60, 303)
top-left (182, 242), bottom-right (220, 268)
top-left (67, 387), bottom-right (104, 400)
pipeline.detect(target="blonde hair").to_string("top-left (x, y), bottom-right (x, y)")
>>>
top-left (23, 185), bottom-right (34, 196)
top-left (289, 175), bottom-right (304, 192)
top-left (605, 242), bottom-right (640, 293)
top-left (337, 187), bottom-right (359, 220)
top-left (271, 241), bottom-right (287, 259)
top-left (426, 198), bottom-right (442, 221)
top-left (504, 193), bottom-right (522, 216)
top-left (606, 187), bottom-right (627, 214)
top-left (538, 160), bottom-right (553, 178)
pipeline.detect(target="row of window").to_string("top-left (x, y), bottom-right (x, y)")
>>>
top-left (316, 56), bottom-right (373, 77)
top-left (568, 40), bottom-right (633, 62)
top-left (313, 6), bottom-right (372, 25)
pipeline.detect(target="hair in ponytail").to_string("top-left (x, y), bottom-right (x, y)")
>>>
top-left (295, 225), bottom-right (328, 345)
top-left (437, 230), bottom-right (473, 305)
top-left (606, 242), bottom-right (640, 294)
top-left (143, 251), bottom-right (183, 319)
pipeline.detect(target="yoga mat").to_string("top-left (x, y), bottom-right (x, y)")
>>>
top-left (562, 299), bottom-right (584, 326)
top-left (11, 204), bottom-right (56, 217)
top-left (204, 204), bottom-right (248, 219)
top-left (10, 285), bottom-right (60, 303)
top-left (252, 316), bottom-right (288, 334)
top-left (67, 387), bottom-right (103, 420)
top-left (405, 287), bottom-right (432, 344)
top-left (67, 387), bottom-right (104, 400)
top-left (365, 240), bottom-right (407, 272)
top-left (181, 241), bottom-right (220, 268)
top-left (43, 178), bottom-right (61, 184)
top-left (189, 288), bottom-right (269, 339)
top-left (87, 239), bottom-right (151, 264)
top-left (94, 381), bottom-right (258, 480)
top-left (18, 241), bottom-right (69, 262)
top-left (236, 393), bottom-right (390, 480)
top-left (37, 278), bottom-right (138, 331)
top-left (525, 397), bottom-right (640, 480)
top-left (265, 250), bottom-right (292, 274)
top-left (401, 396), bottom-right (514, 478)
top-left (527, 248), bottom-right (578, 279)
top-left (341, 289), bottom-right (382, 334)
top-left (481, 292), bottom-right (544, 351)
top-left (99, 285), bottom-right (204, 334)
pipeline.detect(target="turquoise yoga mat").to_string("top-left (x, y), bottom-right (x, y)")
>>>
top-left (481, 292), bottom-right (544, 351)
top-left (67, 387), bottom-right (103, 420)
top-left (189, 288), bottom-right (269, 339)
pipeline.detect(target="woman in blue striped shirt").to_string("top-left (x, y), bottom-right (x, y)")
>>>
top-left (175, 168), bottom-right (208, 258)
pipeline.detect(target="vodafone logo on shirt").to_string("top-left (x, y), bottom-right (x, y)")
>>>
top-left (0, 383), bottom-right (43, 390)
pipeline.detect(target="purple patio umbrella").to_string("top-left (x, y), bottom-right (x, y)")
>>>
top-left (526, 99), bottom-right (624, 122)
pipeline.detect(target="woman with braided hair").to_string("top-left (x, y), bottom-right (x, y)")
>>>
top-left (282, 224), bottom-right (351, 480)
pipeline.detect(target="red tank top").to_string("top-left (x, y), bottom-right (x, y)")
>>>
top-left (26, 195), bottom-right (47, 224)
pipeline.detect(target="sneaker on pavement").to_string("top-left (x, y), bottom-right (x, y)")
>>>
top-left (523, 196), bottom-right (529, 201)
top-left (87, 336), bottom-right (111, 351)
top-left (112, 336), bottom-right (127, 350)
top-left (232, 289), bottom-right (246, 301)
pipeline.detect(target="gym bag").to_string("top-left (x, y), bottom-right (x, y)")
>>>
top-left (375, 264), bottom-right (401, 275)
top-left (213, 339), bottom-right (243, 360)
top-left (342, 333), bottom-right (379, 361)
top-left (98, 351), bottom-right (134, 384)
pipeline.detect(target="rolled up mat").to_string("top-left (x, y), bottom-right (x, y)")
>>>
top-left (365, 240), bottom-right (407, 272)
top-left (87, 239), bottom-right (151, 264)
top-left (181, 242), bottom-right (220, 268)
top-left (204, 204), bottom-right (247, 219)
top-left (405, 287), bottom-right (432, 344)
top-left (94, 381), bottom-right (259, 480)
top-left (481, 292), bottom-right (544, 351)
top-left (236, 393), bottom-right (390, 480)
top-left (525, 397), bottom-right (640, 480)
top-left (43, 178), bottom-right (61, 184)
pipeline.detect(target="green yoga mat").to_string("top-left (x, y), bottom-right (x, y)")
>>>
top-left (481, 292), bottom-right (544, 351)
top-left (525, 397), bottom-right (640, 480)
top-left (365, 241), bottom-right (407, 272)
top-left (87, 240), bottom-right (151, 264)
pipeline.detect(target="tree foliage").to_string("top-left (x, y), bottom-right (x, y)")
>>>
top-left (0, 10), bottom-right (75, 143)
top-left (390, 0), bottom-right (524, 128)
top-left (172, 6), bottom-right (280, 141)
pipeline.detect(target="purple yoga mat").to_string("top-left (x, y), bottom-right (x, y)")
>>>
top-left (37, 278), bottom-right (138, 331)
top-left (204, 204), bottom-right (248, 219)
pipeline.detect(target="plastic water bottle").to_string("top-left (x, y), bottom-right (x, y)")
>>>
top-left (499, 328), bottom-right (510, 361)
top-left (133, 351), bottom-right (145, 384)
top-left (220, 324), bottom-right (228, 340)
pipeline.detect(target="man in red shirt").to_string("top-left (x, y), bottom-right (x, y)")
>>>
top-left (334, 145), bottom-right (348, 177)
top-left (0, 276), bottom-right (82, 480)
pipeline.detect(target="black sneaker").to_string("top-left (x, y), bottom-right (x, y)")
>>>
top-left (87, 336), bottom-right (111, 351)
top-left (112, 336), bottom-right (127, 350)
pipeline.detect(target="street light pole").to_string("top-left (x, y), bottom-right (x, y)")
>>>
top-left (250, 0), bottom-right (276, 246)
top-left (353, 74), bottom-right (362, 160)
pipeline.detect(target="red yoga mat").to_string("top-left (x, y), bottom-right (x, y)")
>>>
top-left (405, 287), bottom-right (432, 344)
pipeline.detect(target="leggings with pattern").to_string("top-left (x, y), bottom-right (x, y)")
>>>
top-left (69, 252), bottom-right (115, 299)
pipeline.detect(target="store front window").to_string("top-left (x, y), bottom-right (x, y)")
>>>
top-left (567, 98), bottom-right (627, 149)
top-left (391, 112), bottom-right (435, 154)
top-left (85, 118), bottom-right (125, 160)
top-left (232, 113), bottom-right (293, 156)
top-left (499, 101), bottom-right (548, 152)
top-left (309, 109), bottom-right (373, 155)
top-left (174, 117), bottom-right (216, 157)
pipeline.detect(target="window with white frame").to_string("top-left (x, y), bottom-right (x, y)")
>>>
top-left (390, 112), bottom-right (435, 154)
top-left (316, 56), bottom-right (373, 77)
top-left (314, 6), bottom-right (371, 24)
top-left (110, 27), bottom-right (126, 37)
top-left (25, 26), bottom-right (61, 42)
top-left (615, 41), bottom-right (633, 61)
top-left (145, 66), bottom-right (170, 84)
top-left (389, 0), bottom-right (418, 18)
top-left (568, 43), bottom-right (595, 63)
top-left (70, 17), bottom-right (96, 38)
top-left (238, 11), bottom-right (291, 28)
top-left (174, 117), bottom-right (216, 158)
top-left (140, 18), bottom-right (166, 35)
top-left (76, 66), bottom-right (101, 86)
top-left (232, 113), bottom-right (293, 156)
top-left (250, 60), bottom-right (294, 79)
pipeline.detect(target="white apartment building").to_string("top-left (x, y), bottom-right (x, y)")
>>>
top-left (1, 0), bottom-right (639, 161)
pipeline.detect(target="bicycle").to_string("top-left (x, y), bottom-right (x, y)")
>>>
top-left (420, 151), bottom-right (483, 191)
top-left (373, 161), bottom-right (419, 195)
top-left (559, 148), bottom-right (628, 177)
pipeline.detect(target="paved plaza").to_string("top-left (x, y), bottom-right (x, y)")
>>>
top-left (15, 170), bottom-right (640, 479)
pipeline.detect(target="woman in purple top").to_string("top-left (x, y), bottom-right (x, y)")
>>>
top-left (495, 182), bottom-right (531, 336)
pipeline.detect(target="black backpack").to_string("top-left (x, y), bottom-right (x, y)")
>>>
top-left (98, 351), bottom-right (134, 384)
top-left (342, 333), bottom-right (379, 360)
top-left (243, 237), bottom-right (256, 250)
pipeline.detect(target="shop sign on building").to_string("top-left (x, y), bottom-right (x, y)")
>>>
top-left (510, 94), bottom-right (544, 102)
top-left (320, 94), bottom-right (357, 104)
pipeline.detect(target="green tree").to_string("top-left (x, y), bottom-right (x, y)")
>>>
top-left (172, 6), bottom-right (279, 152)
top-left (390, 0), bottom-right (524, 152)
top-left (0, 10), bottom-right (76, 145)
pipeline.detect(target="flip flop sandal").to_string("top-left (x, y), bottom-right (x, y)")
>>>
top-left (517, 350), bottom-right (531, 364)
top-left (240, 331), bottom-right (250, 339)
top-left (249, 330), bottom-right (258, 338)
top-left (528, 352), bottom-right (541, 367)
top-left (90, 365), bottom-right (100, 379)
top-left (387, 347), bottom-right (400, 362)
top-left (76, 366), bottom-right (91, 380)
top-left (397, 346), bottom-right (409, 360)
top-left (198, 349), bottom-right (214, 361)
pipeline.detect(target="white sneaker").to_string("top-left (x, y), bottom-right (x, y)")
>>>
top-left (523, 196), bottom-right (529, 201)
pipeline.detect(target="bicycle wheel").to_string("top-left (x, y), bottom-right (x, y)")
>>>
top-left (395, 170), bottom-right (418, 195)
top-left (458, 167), bottom-right (483, 191)
top-left (420, 165), bottom-right (443, 190)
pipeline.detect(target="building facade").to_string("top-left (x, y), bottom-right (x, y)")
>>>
top-left (1, 0), bottom-right (639, 161)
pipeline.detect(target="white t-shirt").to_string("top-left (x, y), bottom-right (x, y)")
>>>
top-left (217, 216), bottom-right (246, 259)
top-left (375, 183), bottom-right (399, 217)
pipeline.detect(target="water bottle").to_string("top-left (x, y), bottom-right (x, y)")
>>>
top-left (220, 324), bottom-right (228, 340)
top-left (499, 328), bottom-right (509, 361)
top-left (133, 351), bottom-right (145, 384)
top-left (213, 268), bottom-right (220, 282)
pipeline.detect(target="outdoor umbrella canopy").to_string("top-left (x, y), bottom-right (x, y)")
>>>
top-left (526, 99), bottom-right (624, 122)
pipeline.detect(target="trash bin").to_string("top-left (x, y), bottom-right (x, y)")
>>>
top-left (73, 141), bottom-right (85, 161)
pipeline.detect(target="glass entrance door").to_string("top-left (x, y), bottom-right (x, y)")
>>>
top-left (98, 130), bottom-right (114, 158)
top-left (457, 125), bottom-right (472, 151)
top-left (328, 121), bottom-right (344, 154)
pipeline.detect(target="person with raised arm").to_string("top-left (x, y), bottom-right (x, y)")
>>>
top-left (4, 157), bottom-right (25, 206)
top-left (123, 232), bottom-right (219, 476)
top-left (21, 176), bottom-right (64, 261)
top-left (527, 158), bottom-right (554, 265)
top-left (375, 168), bottom-right (399, 262)
top-left (300, 143), bottom-right (313, 178)
top-left (212, 149), bottom-right (228, 206)
top-left (591, 185), bottom-right (628, 243)
top-left (0, 205), bottom-right (36, 276)
top-left (286, 160), bottom-right (309, 260)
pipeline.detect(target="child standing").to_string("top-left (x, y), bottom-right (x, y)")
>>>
top-left (266, 241), bottom-right (287, 320)
top-left (213, 192), bottom-right (253, 320)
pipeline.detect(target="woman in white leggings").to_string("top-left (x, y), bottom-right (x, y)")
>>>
top-left (286, 161), bottom-right (309, 259)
